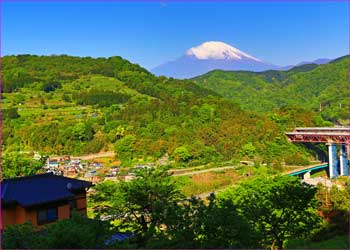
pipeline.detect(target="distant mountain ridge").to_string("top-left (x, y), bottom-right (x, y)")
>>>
top-left (152, 41), bottom-right (334, 79)
top-left (278, 58), bottom-right (332, 71)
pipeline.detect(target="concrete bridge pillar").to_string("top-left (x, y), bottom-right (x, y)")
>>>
top-left (340, 144), bottom-right (349, 176)
top-left (327, 143), bottom-right (339, 178)
top-left (303, 171), bottom-right (311, 179)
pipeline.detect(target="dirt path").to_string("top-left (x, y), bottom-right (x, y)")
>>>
top-left (171, 165), bottom-right (236, 176)
top-left (71, 151), bottom-right (115, 160)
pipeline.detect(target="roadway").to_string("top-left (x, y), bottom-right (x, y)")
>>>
top-left (284, 163), bottom-right (328, 176)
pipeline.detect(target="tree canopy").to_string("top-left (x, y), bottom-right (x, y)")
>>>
top-left (217, 175), bottom-right (321, 249)
top-left (1, 213), bottom-right (111, 249)
top-left (193, 56), bottom-right (349, 124)
top-left (2, 54), bottom-right (327, 168)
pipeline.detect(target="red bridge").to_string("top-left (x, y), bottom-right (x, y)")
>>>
top-left (286, 127), bottom-right (350, 144)
top-left (286, 127), bottom-right (350, 178)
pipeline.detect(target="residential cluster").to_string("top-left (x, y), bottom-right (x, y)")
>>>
top-left (44, 156), bottom-right (103, 176)
top-left (41, 154), bottom-right (155, 184)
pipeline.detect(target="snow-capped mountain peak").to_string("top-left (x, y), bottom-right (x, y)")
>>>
top-left (186, 41), bottom-right (262, 62)
top-left (151, 41), bottom-right (276, 78)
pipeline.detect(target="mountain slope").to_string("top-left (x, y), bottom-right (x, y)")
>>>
top-left (193, 56), bottom-right (349, 123)
top-left (3, 54), bottom-right (318, 167)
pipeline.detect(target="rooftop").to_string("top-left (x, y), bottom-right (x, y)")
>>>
top-left (1, 173), bottom-right (92, 207)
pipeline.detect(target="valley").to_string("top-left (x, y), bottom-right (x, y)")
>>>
top-left (2, 54), bottom-right (349, 249)
top-left (3, 54), bottom-right (349, 182)
top-left (2, 2), bottom-right (349, 248)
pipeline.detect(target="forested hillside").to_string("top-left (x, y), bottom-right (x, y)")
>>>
top-left (193, 56), bottom-right (349, 124)
top-left (2, 54), bottom-right (349, 250)
top-left (2, 55), bottom-right (333, 169)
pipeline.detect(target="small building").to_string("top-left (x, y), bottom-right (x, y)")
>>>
top-left (66, 167), bottom-right (78, 176)
top-left (109, 167), bottom-right (119, 177)
top-left (63, 155), bottom-right (71, 161)
top-left (47, 160), bottom-right (59, 168)
top-left (93, 162), bottom-right (103, 169)
top-left (85, 169), bottom-right (97, 178)
top-left (1, 173), bottom-right (92, 230)
top-left (71, 159), bottom-right (81, 165)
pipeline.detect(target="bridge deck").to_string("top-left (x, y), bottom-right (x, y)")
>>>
top-left (286, 127), bottom-right (350, 143)
top-left (294, 127), bottom-right (350, 132)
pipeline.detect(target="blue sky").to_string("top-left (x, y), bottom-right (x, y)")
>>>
top-left (2, 1), bottom-right (349, 70)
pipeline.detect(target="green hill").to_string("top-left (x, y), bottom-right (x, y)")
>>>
top-left (193, 56), bottom-right (349, 124)
top-left (2, 55), bottom-right (331, 170)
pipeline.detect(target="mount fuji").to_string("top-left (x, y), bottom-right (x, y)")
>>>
top-left (151, 41), bottom-right (278, 79)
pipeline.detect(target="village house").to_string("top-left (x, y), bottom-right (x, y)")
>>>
top-left (1, 173), bottom-right (92, 230)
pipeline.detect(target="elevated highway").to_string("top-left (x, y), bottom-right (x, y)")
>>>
top-left (286, 127), bottom-right (350, 178)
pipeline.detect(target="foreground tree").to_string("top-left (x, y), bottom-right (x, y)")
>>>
top-left (218, 176), bottom-right (321, 249)
top-left (2, 153), bottom-right (45, 179)
top-left (90, 167), bottom-right (184, 245)
top-left (2, 213), bottom-right (111, 249)
top-left (315, 183), bottom-right (350, 237)
top-left (1, 222), bottom-right (43, 249)
top-left (91, 168), bottom-right (260, 248)
top-left (149, 194), bottom-right (259, 249)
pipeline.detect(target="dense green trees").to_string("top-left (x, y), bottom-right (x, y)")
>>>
top-left (4, 168), bottom-right (260, 249)
top-left (73, 90), bottom-right (131, 107)
top-left (1, 54), bottom-right (339, 166)
top-left (89, 168), bottom-right (324, 249)
top-left (193, 56), bottom-right (349, 124)
top-left (89, 167), bottom-right (260, 248)
top-left (114, 135), bottom-right (137, 165)
top-left (218, 176), bottom-right (321, 249)
top-left (148, 194), bottom-right (258, 249)
top-left (2, 213), bottom-right (111, 249)
top-left (2, 107), bottom-right (20, 120)
top-left (3, 165), bottom-right (346, 249)
top-left (90, 168), bottom-right (184, 243)
top-left (2, 153), bottom-right (45, 179)
top-left (2, 55), bottom-right (148, 93)
top-left (42, 80), bottom-right (62, 92)
top-left (315, 183), bottom-right (350, 237)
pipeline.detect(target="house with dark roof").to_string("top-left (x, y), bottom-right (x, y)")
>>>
top-left (1, 173), bottom-right (92, 230)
